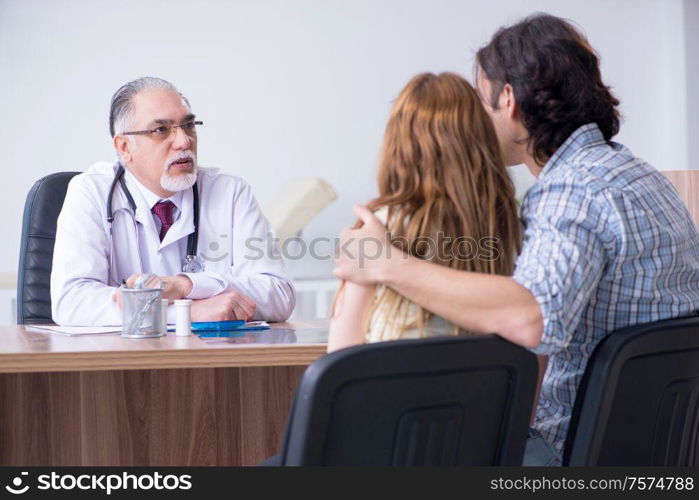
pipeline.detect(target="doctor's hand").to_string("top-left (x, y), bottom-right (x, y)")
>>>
top-left (159, 275), bottom-right (193, 301)
top-left (112, 274), bottom-right (194, 310)
top-left (190, 290), bottom-right (256, 322)
top-left (123, 273), bottom-right (193, 301)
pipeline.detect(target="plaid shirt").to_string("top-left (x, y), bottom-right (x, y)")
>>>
top-left (512, 123), bottom-right (699, 458)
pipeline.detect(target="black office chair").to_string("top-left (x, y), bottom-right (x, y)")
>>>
top-left (17, 172), bottom-right (80, 324)
top-left (563, 314), bottom-right (699, 466)
top-left (277, 335), bottom-right (538, 465)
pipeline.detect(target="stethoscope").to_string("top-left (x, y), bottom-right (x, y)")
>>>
top-left (106, 163), bottom-right (205, 284)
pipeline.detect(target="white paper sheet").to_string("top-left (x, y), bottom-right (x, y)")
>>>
top-left (25, 325), bottom-right (121, 336)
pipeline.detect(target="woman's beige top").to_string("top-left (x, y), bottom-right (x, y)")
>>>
top-left (366, 207), bottom-right (458, 343)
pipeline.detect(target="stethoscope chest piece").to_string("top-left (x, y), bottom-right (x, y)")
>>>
top-left (182, 254), bottom-right (205, 273)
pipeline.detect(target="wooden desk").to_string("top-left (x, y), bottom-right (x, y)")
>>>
top-left (0, 321), bottom-right (328, 466)
top-left (663, 170), bottom-right (699, 227)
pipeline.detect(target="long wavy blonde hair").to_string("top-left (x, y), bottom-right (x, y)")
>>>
top-left (337, 72), bottom-right (521, 340)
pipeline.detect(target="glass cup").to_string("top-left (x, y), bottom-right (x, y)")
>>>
top-left (121, 288), bottom-right (164, 338)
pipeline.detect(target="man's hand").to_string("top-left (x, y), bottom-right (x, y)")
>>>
top-left (112, 273), bottom-right (193, 309)
top-left (333, 204), bottom-right (399, 285)
top-left (190, 290), bottom-right (256, 321)
top-left (124, 273), bottom-right (192, 301)
top-left (159, 275), bottom-right (193, 301)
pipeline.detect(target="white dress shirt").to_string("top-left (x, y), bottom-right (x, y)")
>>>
top-left (51, 161), bottom-right (296, 325)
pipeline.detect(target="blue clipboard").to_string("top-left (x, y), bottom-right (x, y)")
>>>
top-left (197, 330), bottom-right (247, 338)
top-left (167, 320), bottom-right (271, 336)
top-left (191, 320), bottom-right (246, 332)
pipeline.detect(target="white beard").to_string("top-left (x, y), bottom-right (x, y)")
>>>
top-left (160, 167), bottom-right (197, 191)
top-left (160, 151), bottom-right (198, 191)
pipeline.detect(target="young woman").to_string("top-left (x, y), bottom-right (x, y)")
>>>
top-left (328, 72), bottom-right (521, 352)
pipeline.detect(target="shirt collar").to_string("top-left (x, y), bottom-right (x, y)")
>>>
top-left (124, 169), bottom-right (183, 212)
top-left (540, 123), bottom-right (608, 177)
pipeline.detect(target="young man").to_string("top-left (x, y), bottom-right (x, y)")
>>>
top-left (333, 14), bottom-right (699, 464)
top-left (51, 77), bottom-right (295, 325)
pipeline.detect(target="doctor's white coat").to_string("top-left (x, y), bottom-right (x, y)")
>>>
top-left (51, 162), bottom-right (296, 326)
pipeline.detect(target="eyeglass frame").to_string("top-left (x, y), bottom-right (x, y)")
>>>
top-left (120, 119), bottom-right (203, 139)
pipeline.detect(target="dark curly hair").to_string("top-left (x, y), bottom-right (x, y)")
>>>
top-left (476, 13), bottom-right (620, 165)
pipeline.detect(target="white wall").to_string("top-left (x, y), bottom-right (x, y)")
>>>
top-left (686, 0), bottom-right (699, 170)
top-left (0, 0), bottom-right (690, 281)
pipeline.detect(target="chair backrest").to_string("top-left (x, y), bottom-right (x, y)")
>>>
top-left (280, 335), bottom-right (538, 466)
top-left (17, 172), bottom-right (80, 324)
top-left (564, 314), bottom-right (699, 466)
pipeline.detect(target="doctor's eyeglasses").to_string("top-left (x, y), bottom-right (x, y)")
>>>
top-left (121, 120), bottom-right (203, 141)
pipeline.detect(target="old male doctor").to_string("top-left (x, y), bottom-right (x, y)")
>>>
top-left (51, 77), bottom-right (295, 325)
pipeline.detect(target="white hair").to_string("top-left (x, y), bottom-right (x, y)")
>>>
top-left (109, 76), bottom-right (190, 136)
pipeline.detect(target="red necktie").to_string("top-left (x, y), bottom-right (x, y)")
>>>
top-left (152, 200), bottom-right (175, 241)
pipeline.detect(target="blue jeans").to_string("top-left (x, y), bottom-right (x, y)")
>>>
top-left (523, 428), bottom-right (562, 466)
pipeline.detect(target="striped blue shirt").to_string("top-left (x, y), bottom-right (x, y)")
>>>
top-left (512, 123), bottom-right (699, 459)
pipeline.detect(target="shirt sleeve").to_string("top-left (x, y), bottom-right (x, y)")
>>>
top-left (512, 180), bottom-right (610, 355)
top-left (180, 272), bottom-right (225, 299)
